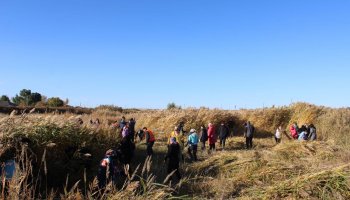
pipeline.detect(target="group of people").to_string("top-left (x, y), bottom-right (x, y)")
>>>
top-left (273, 123), bottom-right (317, 144)
top-left (97, 118), bottom-right (319, 189)
top-left (289, 123), bottom-right (317, 141)
top-left (162, 121), bottom-right (256, 182)
top-left (97, 117), bottom-right (156, 189)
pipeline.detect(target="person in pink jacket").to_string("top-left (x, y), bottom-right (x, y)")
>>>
top-left (290, 123), bottom-right (299, 139)
top-left (207, 123), bottom-right (216, 152)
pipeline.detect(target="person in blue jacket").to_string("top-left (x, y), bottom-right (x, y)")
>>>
top-left (187, 129), bottom-right (199, 161)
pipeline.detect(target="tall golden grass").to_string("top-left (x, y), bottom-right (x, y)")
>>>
top-left (0, 102), bottom-right (349, 199)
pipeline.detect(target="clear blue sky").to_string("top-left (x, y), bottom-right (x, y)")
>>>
top-left (1, 0), bottom-right (350, 109)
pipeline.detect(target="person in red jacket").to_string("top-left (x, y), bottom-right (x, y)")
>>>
top-left (207, 123), bottom-right (216, 152)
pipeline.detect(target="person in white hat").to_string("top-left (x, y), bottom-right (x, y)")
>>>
top-left (187, 128), bottom-right (199, 161)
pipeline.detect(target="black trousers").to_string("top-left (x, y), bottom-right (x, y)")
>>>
top-left (147, 142), bottom-right (154, 156)
top-left (201, 141), bottom-right (206, 150)
top-left (209, 143), bottom-right (215, 151)
top-left (220, 137), bottom-right (227, 149)
top-left (246, 137), bottom-right (253, 149)
top-left (167, 162), bottom-right (181, 180)
top-left (275, 137), bottom-right (281, 143)
top-left (188, 145), bottom-right (198, 161)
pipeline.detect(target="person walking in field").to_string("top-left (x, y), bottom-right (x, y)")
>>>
top-left (207, 123), bottom-right (216, 152)
top-left (219, 122), bottom-right (230, 150)
top-left (244, 121), bottom-right (255, 149)
top-left (200, 125), bottom-right (208, 151)
top-left (275, 126), bottom-right (282, 143)
top-left (187, 129), bottom-right (199, 161)
top-left (164, 137), bottom-right (182, 181)
top-left (144, 127), bottom-right (156, 157)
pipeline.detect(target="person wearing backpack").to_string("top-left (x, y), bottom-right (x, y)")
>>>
top-left (200, 125), bottom-right (208, 151)
top-left (219, 122), bottom-right (230, 150)
top-left (97, 149), bottom-right (117, 189)
top-left (144, 127), bottom-right (156, 157)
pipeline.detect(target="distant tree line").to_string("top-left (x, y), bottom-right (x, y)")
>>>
top-left (1, 89), bottom-right (68, 107)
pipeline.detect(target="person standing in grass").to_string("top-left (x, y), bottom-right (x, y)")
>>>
top-left (164, 137), bottom-right (182, 180)
top-left (290, 122), bottom-right (299, 139)
top-left (275, 126), bottom-right (282, 143)
top-left (168, 126), bottom-right (185, 149)
top-left (187, 129), bottom-right (199, 161)
top-left (309, 124), bottom-right (317, 141)
top-left (208, 123), bottom-right (216, 152)
top-left (200, 125), bottom-right (208, 151)
top-left (168, 127), bottom-right (185, 163)
top-left (219, 122), bottom-right (230, 150)
top-left (119, 136), bottom-right (135, 166)
top-left (128, 118), bottom-right (136, 142)
top-left (97, 149), bottom-right (117, 189)
top-left (144, 127), bottom-right (156, 157)
top-left (119, 116), bottom-right (126, 133)
top-left (121, 122), bottom-right (130, 139)
top-left (244, 121), bottom-right (255, 149)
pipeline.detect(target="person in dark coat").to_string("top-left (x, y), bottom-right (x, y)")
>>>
top-left (219, 122), bottom-right (230, 150)
top-left (200, 125), bottom-right (208, 151)
top-left (164, 137), bottom-right (181, 180)
top-left (128, 118), bottom-right (136, 142)
top-left (119, 137), bottom-right (135, 166)
top-left (244, 121), bottom-right (255, 149)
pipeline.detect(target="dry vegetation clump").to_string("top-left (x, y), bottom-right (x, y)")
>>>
top-left (0, 113), bottom-right (119, 197)
top-left (183, 139), bottom-right (350, 199)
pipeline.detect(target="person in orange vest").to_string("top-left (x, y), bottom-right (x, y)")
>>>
top-left (143, 127), bottom-right (156, 157)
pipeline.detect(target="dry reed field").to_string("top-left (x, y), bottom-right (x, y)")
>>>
top-left (0, 102), bottom-right (349, 199)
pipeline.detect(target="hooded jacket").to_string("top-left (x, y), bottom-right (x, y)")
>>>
top-left (187, 132), bottom-right (199, 146)
top-left (290, 125), bottom-right (298, 139)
